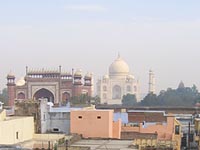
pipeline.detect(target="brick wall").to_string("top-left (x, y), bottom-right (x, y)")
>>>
top-left (128, 112), bottom-right (167, 123)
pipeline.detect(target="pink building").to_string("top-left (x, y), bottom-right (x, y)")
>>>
top-left (70, 109), bottom-right (121, 139)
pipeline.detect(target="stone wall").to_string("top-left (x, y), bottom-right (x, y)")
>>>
top-left (48, 112), bottom-right (70, 134)
top-left (121, 132), bottom-right (157, 140)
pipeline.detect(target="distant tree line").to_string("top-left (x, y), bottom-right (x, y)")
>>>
top-left (122, 94), bottom-right (137, 106)
top-left (1, 82), bottom-right (200, 107)
top-left (122, 84), bottom-right (200, 107)
top-left (70, 94), bottom-right (100, 106)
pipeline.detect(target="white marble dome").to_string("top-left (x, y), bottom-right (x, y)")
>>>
top-left (109, 55), bottom-right (130, 77)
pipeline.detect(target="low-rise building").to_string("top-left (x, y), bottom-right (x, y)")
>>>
top-left (70, 108), bottom-right (121, 139)
top-left (0, 109), bottom-right (34, 145)
top-left (122, 111), bottom-right (182, 150)
top-left (40, 100), bottom-right (81, 134)
top-left (15, 99), bottom-right (81, 134)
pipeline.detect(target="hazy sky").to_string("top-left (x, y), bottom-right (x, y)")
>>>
top-left (1, 0), bottom-right (200, 94)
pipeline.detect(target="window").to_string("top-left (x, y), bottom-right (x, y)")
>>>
top-left (112, 85), bottom-right (121, 99)
top-left (78, 116), bottom-right (82, 119)
top-left (127, 86), bottom-right (131, 92)
top-left (97, 116), bottom-right (101, 119)
top-left (175, 125), bottom-right (180, 135)
top-left (53, 128), bottom-right (59, 132)
top-left (103, 86), bottom-right (107, 91)
top-left (103, 93), bottom-right (107, 99)
top-left (17, 92), bottom-right (25, 99)
top-left (16, 132), bottom-right (19, 139)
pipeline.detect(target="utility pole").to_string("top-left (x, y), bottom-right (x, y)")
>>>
top-left (188, 122), bottom-right (191, 150)
top-left (48, 141), bottom-right (50, 150)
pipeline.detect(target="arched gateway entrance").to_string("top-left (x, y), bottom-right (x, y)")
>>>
top-left (33, 88), bottom-right (54, 103)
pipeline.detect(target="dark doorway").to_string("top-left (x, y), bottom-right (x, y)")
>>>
top-left (62, 92), bottom-right (70, 103)
top-left (34, 88), bottom-right (54, 103)
top-left (17, 92), bottom-right (25, 99)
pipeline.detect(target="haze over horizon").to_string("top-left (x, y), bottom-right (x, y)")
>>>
top-left (1, 0), bottom-right (200, 95)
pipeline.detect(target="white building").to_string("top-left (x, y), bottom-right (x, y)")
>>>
top-left (97, 54), bottom-right (140, 104)
top-left (0, 109), bottom-right (34, 145)
top-left (40, 99), bottom-right (81, 134)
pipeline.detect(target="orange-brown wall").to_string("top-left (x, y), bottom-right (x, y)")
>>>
top-left (112, 119), bottom-right (121, 139)
top-left (122, 116), bottom-right (175, 140)
top-left (70, 109), bottom-right (121, 139)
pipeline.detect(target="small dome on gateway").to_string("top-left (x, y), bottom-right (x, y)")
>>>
top-left (16, 77), bottom-right (25, 86)
top-left (7, 71), bottom-right (15, 78)
top-left (103, 74), bottom-right (109, 79)
top-left (74, 69), bottom-right (82, 76)
top-left (109, 54), bottom-right (130, 77)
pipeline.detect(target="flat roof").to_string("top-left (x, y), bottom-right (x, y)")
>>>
top-left (72, 109), bottom-right (114, 112)
top-left (128, 110), bottom-right (165, 113)
top-left (71, 139), bottom-right (134, 150)
top-left (3, 116), bottom-right (33, 121)
top-left (49, 107), bottom-right (81, 112)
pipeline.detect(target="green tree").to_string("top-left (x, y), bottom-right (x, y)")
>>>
top-left (0, 88), bottom-right (8, 105)
top-left (71, 93), bottom-right (91, 105)
top-left (139, 83), bottom-right (200, 107)
top-left (122, 94), bottom-right (137, 106)
top-left (91, 95), bottom-right (101, 105)
top-left (140, 93), bottom-right (158, 106)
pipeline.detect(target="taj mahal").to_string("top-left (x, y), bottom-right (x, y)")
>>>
top-left (97, 54), bottom-right (141, 104)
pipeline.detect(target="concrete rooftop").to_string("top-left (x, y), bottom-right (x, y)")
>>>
top-left (71, 139), bottom-right (136, 150)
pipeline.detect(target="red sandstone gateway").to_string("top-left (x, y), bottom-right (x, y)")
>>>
top-left (7, 66), bottom-right (92, 106)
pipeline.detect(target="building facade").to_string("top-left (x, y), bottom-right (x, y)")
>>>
top-left (70, 108), bottom-right (121, 139)
top-left (97, 55), bottom-right (140, 104)
top-left (7, 66), bottom-right (92, 106)
top-left (40, 99), bottom-right (81, 134)
top-left (122, 111), bottom-right (181, 150)
top-left (0, 109), bottom-right (34, 145)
